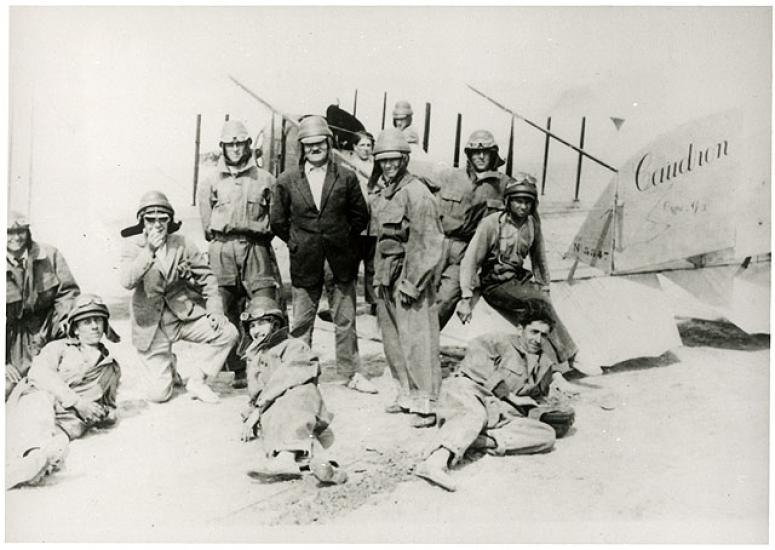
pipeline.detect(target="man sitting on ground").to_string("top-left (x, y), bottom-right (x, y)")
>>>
top-left (240, 296), bottom-right (347, 485)
top-left (6, 294), bottom-right (121, 489)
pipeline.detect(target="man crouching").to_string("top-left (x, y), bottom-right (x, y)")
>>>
top-left (415, 300), bottom-right (575, 492)
top-left (6, 294), bottom-right (121, 489)
top-left (240, 297), bottom-right (346, 485)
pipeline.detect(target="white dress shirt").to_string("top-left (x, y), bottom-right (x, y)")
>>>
top-left (154, 242), bottom-right (170, 275)
top-left (305, 162), bottom-right (327, 210)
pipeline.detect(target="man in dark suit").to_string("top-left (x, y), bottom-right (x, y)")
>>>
top-left (270, 116), bottom-right (376, 394)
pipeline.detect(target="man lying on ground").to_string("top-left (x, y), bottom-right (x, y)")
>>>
top-left (239, 296), bottom-right (347, 485)
top-left (415, 299), bottom-right (575, 492)
top-left (6, 294), bottom-right (121, 489)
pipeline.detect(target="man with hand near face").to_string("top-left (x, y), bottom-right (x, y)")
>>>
top-left (199, 119), bottom-right (284, 390)
top-left (270, 116), bottom-right (374, 394)
top-left (120, 191), bottom-right (238, 403)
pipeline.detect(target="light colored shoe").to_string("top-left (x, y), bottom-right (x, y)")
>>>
top-left (310, 461), bottom-right (348, 485)
top-left (186, 376), bottom-right (220, 403)
top-left (415, 462), bottom-right (457, 492)
top-left (346, 373), bottom-right (378, 394)
top-left (384, 402), bottom-right (408, 414)
top-left (6, 449), bottom-right (49, 490)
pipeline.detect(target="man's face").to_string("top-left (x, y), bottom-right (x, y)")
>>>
top-left (354, 138), bottom-right (373, 161)
top-left (224, 140), bottom-right (248, 164)
top-left (7, 228), bottom-right (28, 256)
top-left (508, 197), bottom-right (534, 220)
top-left (393, 116), bottom-right (410, 131)
top-left (379, 157), bottom-right (402, 181)
top-left (518, 320), bottom-right (551, 354)
top-left (143, 211), bottom-right (170, 240)
top-left (303, 138), bottom-right (329, 167)
top-left (249, 319), bottom-right (273, 342)
top-left (74, 315), bottom-right (106, 346)
top-left (469, 149), bottom-right (493, 172)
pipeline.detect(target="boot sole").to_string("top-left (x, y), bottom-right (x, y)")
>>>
top-left (414, 464), bottom-right (457, 492)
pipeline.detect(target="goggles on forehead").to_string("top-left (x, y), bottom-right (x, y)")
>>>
top-left (512, 173), bottom-right (538, 186)
top-left (468, 142), bottom-right (495, 151)
top-left (79, 295), bottom-right (107, 307)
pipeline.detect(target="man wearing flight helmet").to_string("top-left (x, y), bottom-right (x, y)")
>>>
top-left (199, 119), bottom-right (285, 390)
top-left (6, 293), bottom-right (121, 489)
top-left (435, 130), bottom-right (511, 329)
top-left (369, 128), bottom-right (444, 428)
top-left (120, 190), bottom-right (238, 404)
top-left (240, 296), bottom-right (346, 485)
top-left (391, 100), bottom-right (421, 150)
top-left (6, 210), bottom-right (80, 399)
top-left (457, 174), bottom-right (587, 375)
top-left (270, 115), bottom-right (375, 394)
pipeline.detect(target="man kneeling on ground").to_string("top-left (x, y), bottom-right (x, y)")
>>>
top-left (239, 296), bottom-right (346, 485)
top-left (415, 300), bottom-right (575, 492)
top-left (6, 294), bottom-right (121, 489)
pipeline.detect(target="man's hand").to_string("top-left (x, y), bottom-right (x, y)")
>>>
top-left (147, 228), bottom-right (165, 253)
top-left (74, 398), bottom-right (107, 423)
top-left (240, 409), bottom-right (261, 442)
top-left (456, 298), bottom-right (473, 324)
top-left (207, 313), bottom-right (228, 332)
top-left (399, 290), bottom-right (416, 307)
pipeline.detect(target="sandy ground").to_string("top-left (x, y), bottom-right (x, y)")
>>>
top-left (4, 309), bottom-right (769, 543)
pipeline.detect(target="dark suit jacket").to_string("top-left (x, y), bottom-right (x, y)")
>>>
top-left (271, 160), bottom-right (369, 287)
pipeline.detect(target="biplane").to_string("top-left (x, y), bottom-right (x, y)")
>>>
top-left (192, 76), bottom-right (770, 372)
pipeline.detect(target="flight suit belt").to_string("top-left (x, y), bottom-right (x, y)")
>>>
top-left (211, 232), bottom-right (271, 245)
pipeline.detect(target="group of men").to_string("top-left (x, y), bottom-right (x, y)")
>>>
top-left (6, 100), bottom-right (578, 491)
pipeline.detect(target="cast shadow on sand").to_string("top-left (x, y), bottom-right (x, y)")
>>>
top-left (677, 317), bottom-right (770, 351)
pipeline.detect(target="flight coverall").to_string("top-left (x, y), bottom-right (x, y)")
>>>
top-left (428, 332), bottom-right (564, 465)
top-left (6, 241), bottom-right (80, 396)
top-left (460, 212), bottom-right (578, 363)
top-left (435, 169), bottom-right (508, 328)
top-left (199, 156), bottom-right (285, 375)
top-left (372, 171), bottom-right (444, 415)
top-left (244, 336), bottom-right (333, 459)
top-left (6, 339), bottom-right (121, 482)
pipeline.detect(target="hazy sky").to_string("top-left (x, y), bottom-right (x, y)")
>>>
top-left (6, 6), bottom-right (772, 292)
